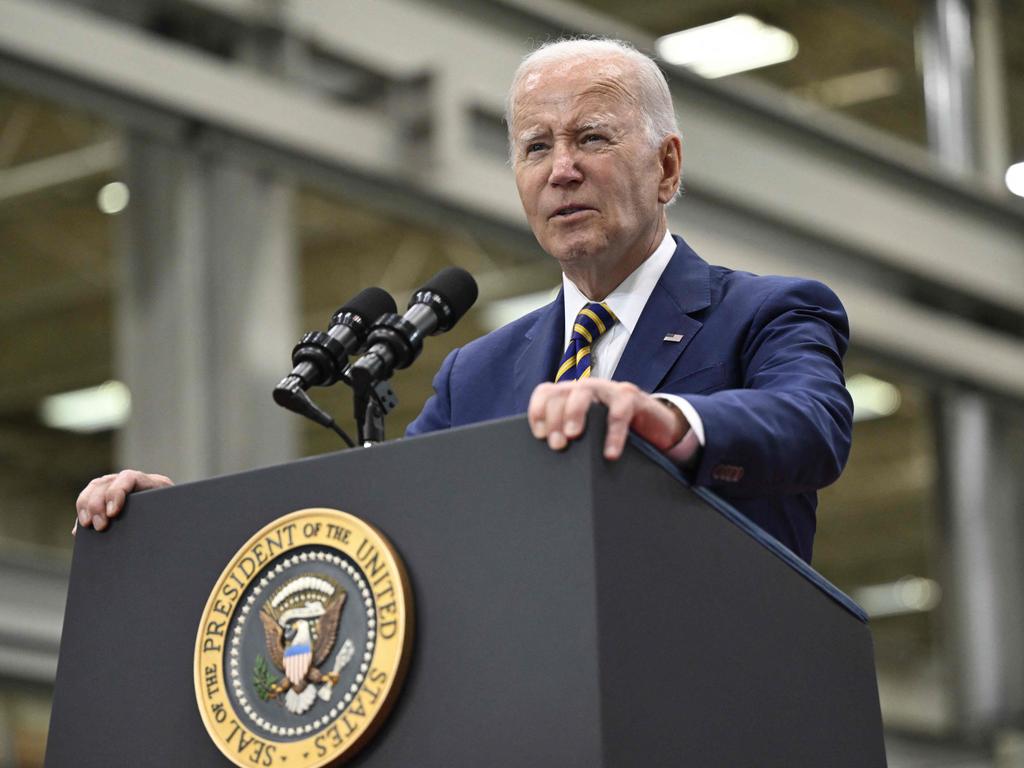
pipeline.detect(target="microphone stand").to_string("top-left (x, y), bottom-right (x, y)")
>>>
top-left (354, 380), bottom-right (398, 445)
top-left (274, 350), bottom-right (399, 449)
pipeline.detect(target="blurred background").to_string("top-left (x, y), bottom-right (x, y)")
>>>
top-left (1, 0), bottom-right (1023, 765)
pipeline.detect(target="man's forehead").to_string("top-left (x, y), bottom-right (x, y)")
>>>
top-left (518, 57), bottom-right (631, 97)
top-left (511, 59), bottom-right (640, 130)
top-left (523, 54), bottom-right (629, 84)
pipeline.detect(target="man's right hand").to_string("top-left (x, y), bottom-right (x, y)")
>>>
top-left (75, 470), bottom-right (174, 533)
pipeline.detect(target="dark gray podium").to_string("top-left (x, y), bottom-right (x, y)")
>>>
top-left (47, 411), bottom-right (886, 767)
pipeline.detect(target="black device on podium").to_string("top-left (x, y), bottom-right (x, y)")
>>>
top-left (46, 409), bottom-right (886, 767)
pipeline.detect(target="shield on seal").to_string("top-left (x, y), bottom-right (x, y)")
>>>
top-left (284, 643), bottom-right (312, 685)
top-left (283, 622), bottom-right (313, 686)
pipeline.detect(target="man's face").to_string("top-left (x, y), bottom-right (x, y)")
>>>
top-left (510, 57), bottom-right (672, 282)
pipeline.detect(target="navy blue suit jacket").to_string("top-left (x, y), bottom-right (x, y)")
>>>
top-left (407, 235), bottom-right (853, 563)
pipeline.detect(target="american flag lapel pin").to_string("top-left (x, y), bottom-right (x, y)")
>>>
top-left (663, 333), bottom-right (685, 343)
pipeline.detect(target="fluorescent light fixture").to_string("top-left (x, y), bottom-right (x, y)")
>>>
top-left (97, 181), bottom-right (130, 214)
top-left (479, 288), bottom-right (559, 332)
top-left (1007, 162), bottom-right (1024, 198)
top-left (847, 373), bottom-right (901, 422)
top-left (656, 14), bottom-right (798, 79)
top-left (851, 576), bottom-right (941, 619)
top-left (40, 380), bottom-right (131, 433)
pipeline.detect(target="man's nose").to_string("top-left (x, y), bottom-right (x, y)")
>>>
top-left (548, 145), bottom-right (583, 186)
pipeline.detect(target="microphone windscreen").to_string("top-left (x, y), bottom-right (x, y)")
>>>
top-left (342, 286), bottom-right (397, 322)
top-left (418, 267), bottom-right (479, 324)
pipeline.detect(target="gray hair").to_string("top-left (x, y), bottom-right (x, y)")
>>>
top-left (505, 37), bottom-right (681, 165)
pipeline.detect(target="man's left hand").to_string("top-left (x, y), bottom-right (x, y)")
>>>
top-left (527, 380), bottom-right (688, 460)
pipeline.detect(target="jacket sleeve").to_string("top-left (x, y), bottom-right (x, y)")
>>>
top-left (404, 347), bottom-right (459, 437)
top-left (679, 279), bottom-right (853, 497)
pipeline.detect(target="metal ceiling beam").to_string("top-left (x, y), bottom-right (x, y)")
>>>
top-left (0, 0), bottom-right (1023, 401)
top-left (1, 0), bottom-right (1021, 309)
top-left (0, 140), bottom-right (119, 204)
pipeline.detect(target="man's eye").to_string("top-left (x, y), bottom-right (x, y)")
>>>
top-left (525, 142), bottom-right (547, 155)
top-left (582, 134), bottom-right (605, 144)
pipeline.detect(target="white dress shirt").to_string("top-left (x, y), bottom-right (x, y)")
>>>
top-left (561, 230), bottom-right (706, 462)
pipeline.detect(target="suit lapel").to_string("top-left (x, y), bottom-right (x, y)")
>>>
top-left (613, 235), bottom-right (712, 392)
top-left (512, 291), bottom-right (565, 412)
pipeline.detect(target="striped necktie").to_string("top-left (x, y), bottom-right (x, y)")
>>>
top-left (555, 302), bottom-right (618, 382)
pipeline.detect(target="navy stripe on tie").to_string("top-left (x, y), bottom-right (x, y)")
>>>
top-left (555, 302), bottom-right (617, 382)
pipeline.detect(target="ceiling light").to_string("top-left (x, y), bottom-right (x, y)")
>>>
top-left (479, 288), bottom-right (559, 331)
top-left (97, 181), bottom-right (130, 214)
top-left (1007, 162), bottom-right (1024, 198)
top-left (39, 380), bottom-right (132, 433)
top-left (656, 14), bottom-right (798, 79)
top-left (851, 576), bottom-right (941, 619)
top-left (847, 373), bottom-right (901, 422)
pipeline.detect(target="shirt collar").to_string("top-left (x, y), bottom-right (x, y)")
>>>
top-left (562, 230), bottom-right (676, 344)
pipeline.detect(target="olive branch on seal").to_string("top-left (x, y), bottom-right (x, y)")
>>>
top-left (252, 655), bottom-right (278, 701)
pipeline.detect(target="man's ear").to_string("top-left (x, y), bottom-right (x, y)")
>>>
top-left (657, 134), bottom-right (683, 204)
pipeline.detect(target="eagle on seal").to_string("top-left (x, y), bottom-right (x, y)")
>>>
top-left (259, 590), bottom-right (346, 714)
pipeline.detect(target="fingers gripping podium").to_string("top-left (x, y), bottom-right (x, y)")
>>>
top-left (48, 406), bottom-right (886, 767)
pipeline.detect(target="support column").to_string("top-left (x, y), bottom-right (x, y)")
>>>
top-left (919, 0), bottom-right (977, 174)
top-left (115, 132), bottom-right (299, 482)
top-left (940, 389), bottom-right (1024, 737)
top-left (972, 0), bottom-right (1012, 193)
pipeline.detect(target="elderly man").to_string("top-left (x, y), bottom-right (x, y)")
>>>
top-left (76, 38), bottom-right (852, 563)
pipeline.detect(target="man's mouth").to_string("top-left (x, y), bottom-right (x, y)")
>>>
top-left (550, 205), bottom-right (595, 219)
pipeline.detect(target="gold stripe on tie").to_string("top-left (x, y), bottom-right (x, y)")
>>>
top-left (580, 365), bottom-right (592, 379)
top-left (574, 346), bottom-right (590, 366)
top-left (573, 323), bottom-right (593, 344)
top-left (580, 308), bottom-right (606, 334)
top-left (555, 357), bottom-right (577, 382)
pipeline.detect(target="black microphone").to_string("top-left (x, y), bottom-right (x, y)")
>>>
top-left (274, 286), bottom-right (397, 409)
top-left (348, 267), bottom-right (478, 394)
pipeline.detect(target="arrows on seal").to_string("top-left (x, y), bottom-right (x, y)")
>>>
top-left (318, 638), bottom-right (356, 701)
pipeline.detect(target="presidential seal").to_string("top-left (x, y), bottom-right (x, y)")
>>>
top-left (194, 508), bottom-right (413, 768)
